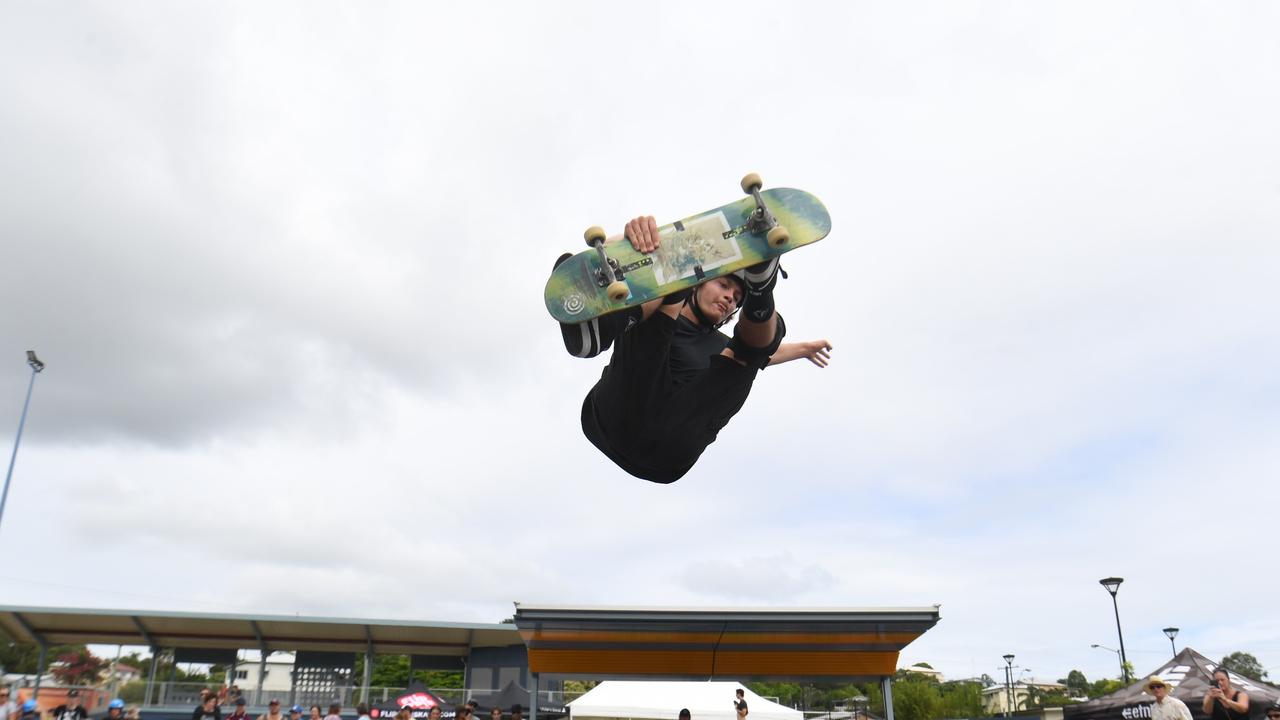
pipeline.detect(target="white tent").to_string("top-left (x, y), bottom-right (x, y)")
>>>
top-left (569, 681), bottom-right (803, 720)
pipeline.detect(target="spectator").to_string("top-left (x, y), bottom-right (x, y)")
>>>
top-left (1265, 703), bottom-right (1280, 720)
top-left (1, 686), bottom-right (15, 720)
top-left (465, 703), bottom-right (479, 718)
top-left (19, 701), bottom-right (39, 720)
top-left (734, 690), bottom-right (748, 720)
top-left (509, 706), bottom-right (522, 720)
top-left (260, 700), bottom-right (286, 720)
top-left (310, 707), bottom-right (323, 720)
top-left (1203, 669), bottom-right (1249, 720)
top-left (427, 708), bottom-right (441, 720)
top-left (394, 710), bottom-right (412, 720)
top-left (52, 690), bottom-right (89, 720)
top-left (194, 695), bottom-right (223, 720)
top-left (227, 698), bottom-right (252, 720)
top-left (456, 708), bottom-right (471, 720)
top-left (355, 706), bottom-right (371, 720)
top-left (324, 703), bottom-right (342, 720)
top-left (107, 700), bottom-right (127, 720)
top-left (489, 708), bottom-right (502, 720)
top-left (1144, 677), bottom-right (1191, 720)
top-left (289, 706), bottom-right (304, 720)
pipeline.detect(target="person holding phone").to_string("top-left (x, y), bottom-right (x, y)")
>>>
top-left (1202, 668), bottom-right (1249, 720)
top-left (734, 689), bottom-right (748, 720)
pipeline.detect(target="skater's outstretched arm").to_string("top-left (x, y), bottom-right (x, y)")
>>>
top-left (767, 340), bottom-right (833, 368)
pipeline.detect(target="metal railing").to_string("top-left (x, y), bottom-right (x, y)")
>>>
top-left (116, 684), bottom-right (582, 710)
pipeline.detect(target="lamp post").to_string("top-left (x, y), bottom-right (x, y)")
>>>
top-left (1003, 654), bottom-right (1015, 718)
top-left (1, 351), bottom-right (45, 535)
top-left (1099, 577), bottom-right (1130, 683)
top-left (1163, 628), bottom-right (1179, 656)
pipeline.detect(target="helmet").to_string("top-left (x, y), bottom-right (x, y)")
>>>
top-left (292, 707), bottom-right (305, 714)
top-left (110, 700), bottom-right (126, 710)
top-left (23, 701), bottom-right (38, 713)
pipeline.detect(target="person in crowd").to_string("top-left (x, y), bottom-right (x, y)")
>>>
top-left (309, 706), bottom-right (323, 720)
top-left (1203, 668), bottom-right (1250, 720)
top-left (324, 703), bottom-right (343, 720)
top-left (289, 707), bottom-right (304, 720)
top-left (1, 686), bottom-right (15, 720)
top-left (18, 701), bottom-right (39, 720)
top-left (734, 689), bottom-right (748, 720)
top-left (465, 702), bottom-right (479, 720)
top-left (456, 707), bottom-right (471, 720)
top-left (1264, 702), bottom-right (1280, 720)
top-left (260, 700), bottom-right (286, 720)
top-left (489, 708), bottom-right (502, 720)
top-left (394, 709), bottom-right (412, 720)
top-left (509, 706), bottom-right (522, 720)
top-left (426, 707), bottom-right (441, 720)
top-left (194, 694), bottom-right (222, 720)
top-left (52, 689), bottom-right (89, 720)
top-left (227, 698), bottom-right (252, 720)
top-left (355, 705), bottom-right (371, 720)
top-left (106, 700), bottom-right (127, 720)
top-left (1144, 677), bottom-right (1191, 720)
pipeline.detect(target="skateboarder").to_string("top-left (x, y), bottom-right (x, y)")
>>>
top-left (556, 215), bottom-right (832, 483)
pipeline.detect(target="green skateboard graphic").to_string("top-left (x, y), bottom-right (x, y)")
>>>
top-left (544, 175), bottom-right (832, 324)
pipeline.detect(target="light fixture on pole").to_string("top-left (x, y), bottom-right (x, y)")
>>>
top-left (1098, 577), bottom-right (1131, 683)
top-left (1003, 654), bottom-right (1015, 718)
top-left (1162, 627), bottom-right (1179, 656)
top-left (1, 351), bottom-right (46, 535)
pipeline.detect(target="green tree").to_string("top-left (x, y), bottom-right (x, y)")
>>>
top-left (888, 678), bottom-right (940, 720)
top-left (1088, 679), bottom-right (1124, 699)
top-left (937, 681), bottom-right (984, 718)
top-left (1060, 671), bottom-right (1089, 698)
top-left (1220, 652), bottom-right (1269, 681)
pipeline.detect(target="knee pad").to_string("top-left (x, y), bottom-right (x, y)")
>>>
top-left (725, 313), bottom-right (786, 370)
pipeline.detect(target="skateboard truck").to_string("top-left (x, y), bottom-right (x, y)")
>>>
top-left (583, 226), bottom-right (630, 303)
top-left (740, 172), bottom-right (791, 248)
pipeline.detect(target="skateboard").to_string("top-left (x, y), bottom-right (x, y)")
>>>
top-left (544, 174), bottom-right (831, 324)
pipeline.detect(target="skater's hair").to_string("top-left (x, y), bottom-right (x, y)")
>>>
top-left (679, 710), bottom-right (691, 720)
top-left (329, 705), bottom-right (342, 715)
top-left (735, 690), bottom-right (745, 697)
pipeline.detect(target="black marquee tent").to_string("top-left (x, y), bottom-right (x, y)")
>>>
top-left (468, 681), bottom-right (568, 718)
top-left (1064, 648), bottom-right (1280, 720)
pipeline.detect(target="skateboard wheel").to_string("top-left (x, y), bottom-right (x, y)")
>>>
top-left (606, 280), bottom-right (629, 303)
top-left (584, 225), bottom-right (607, 247)
top-left (740, 172), bottom-right (763, 194)
top-left (767, 225), bottom-right (790, 247)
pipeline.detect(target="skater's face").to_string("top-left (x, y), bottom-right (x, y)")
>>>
top-left (696, 277), bottom-right (743, 324)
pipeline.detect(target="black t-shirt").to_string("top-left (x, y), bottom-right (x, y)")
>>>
top-left (53, 706), bottom-right (89, 720)
top-left (669, 315), bottom-right (729, 385)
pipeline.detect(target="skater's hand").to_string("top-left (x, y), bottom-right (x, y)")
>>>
top-left (768, 340), bottom-right (833, 368)
top-left (625, 215), bottom-right (660, 253)
top-left (797, 340), bottom-right (833, 368)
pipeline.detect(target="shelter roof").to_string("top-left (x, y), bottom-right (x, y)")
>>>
top-left (0, 605), bottom-right (521, 656)
top-left (513, 604), bottom-right (941, 681)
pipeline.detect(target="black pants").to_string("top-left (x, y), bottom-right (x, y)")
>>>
top-left (581, 313), bottom-right (758, 483)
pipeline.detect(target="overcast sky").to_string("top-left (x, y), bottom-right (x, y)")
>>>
top-left (2, 0), bottom-right (1278, 687)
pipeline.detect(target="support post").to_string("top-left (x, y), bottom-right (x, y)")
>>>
top-left (146, 649), bottom-right (160, 706)
top-left (362, 626), bottom-right (375, 705)
top-left (880, 676), bottom-right (894, 720)
top-left (530, 673), bottom-right (539, 720)
top-left (33, 640), bottom-right (48, 698)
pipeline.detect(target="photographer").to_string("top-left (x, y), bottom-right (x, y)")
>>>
top-left (1202, 669), bottom-right (1249, 720)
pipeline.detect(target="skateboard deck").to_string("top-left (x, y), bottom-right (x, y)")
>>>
top-left (544, 185), bottom-right (831, 324)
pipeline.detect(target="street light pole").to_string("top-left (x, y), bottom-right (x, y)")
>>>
top-left (0, 351), bottom-right (45, 535)
top-left (1163, 628), bottom-right (1179, 656)
top-left (1003, 654), bottom-right (1015, 718)
top-left (1099, 577), bottom-right (1130, 683)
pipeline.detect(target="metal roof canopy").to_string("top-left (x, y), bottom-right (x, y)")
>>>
top-left (512, 604), bottom-right (942, 682)
top-left (0, 604), bottom-right (522, 655)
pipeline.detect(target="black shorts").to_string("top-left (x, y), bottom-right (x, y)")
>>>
top-left (581, 312), bottom-right (758, 483)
